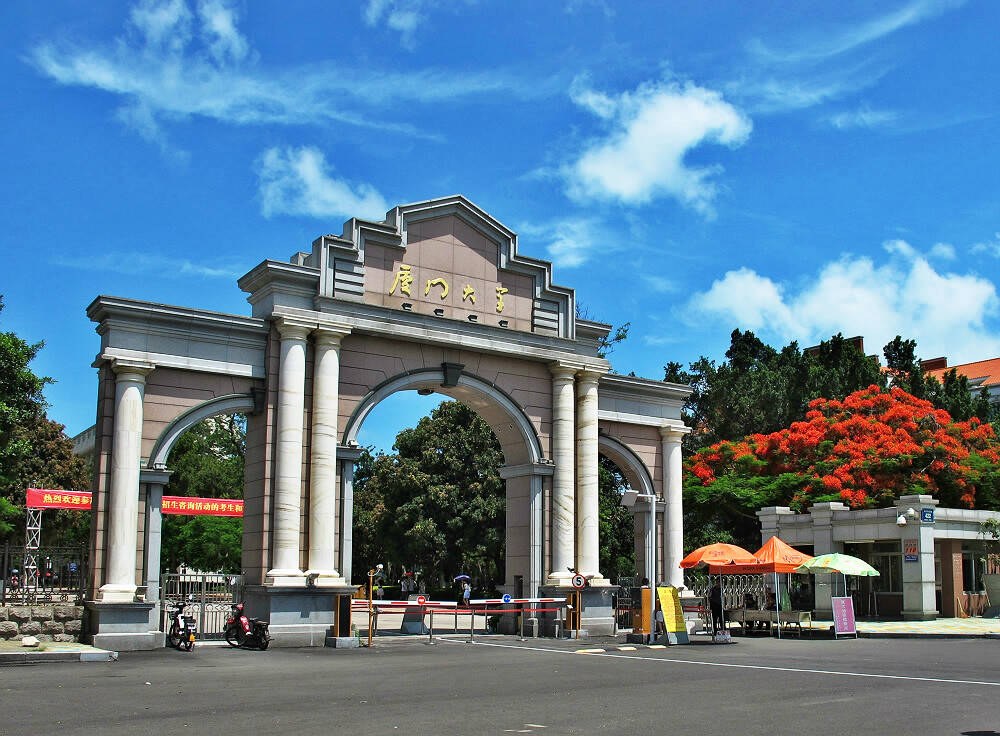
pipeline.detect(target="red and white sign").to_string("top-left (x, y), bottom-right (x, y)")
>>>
top-left (571, 574), bottom-right (586, 590)
top-left (416, 595), bottom-right (426, 605)
top-left (903, 540), bottom-right (918, 556)
top-left (26, 488), bottom-right (92, 510)
top-left (161, 496), bottom-right (243, 517)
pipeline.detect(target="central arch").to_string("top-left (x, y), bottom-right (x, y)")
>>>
top-left (342, 367), bottom-right (549, 596)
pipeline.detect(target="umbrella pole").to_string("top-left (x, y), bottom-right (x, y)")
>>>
top-left (775, 571), bottom-right (780, 640)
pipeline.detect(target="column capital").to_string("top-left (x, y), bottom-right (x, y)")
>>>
top-left (274, 316), bottom-right (314, 341)
top-left (549, 362), bottom-right (578, 381)
top-left (111, 359), bottom-right (154, 380)
top-left (314, 325), bottom-right (351, 347)
top-left (658, 424), bottom-right (691, 441)
top-left (139, 468), bottom-right (173, 486)
top-left (575, 368), bottom-right (604, 386)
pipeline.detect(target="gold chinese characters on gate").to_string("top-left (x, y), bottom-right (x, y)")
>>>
top-left (389, 263), bottom-right (507, 313)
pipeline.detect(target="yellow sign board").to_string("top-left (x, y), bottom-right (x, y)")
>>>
top-left (656, 586), bottom-right (690, 644)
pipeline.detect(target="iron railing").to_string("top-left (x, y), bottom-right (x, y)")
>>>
top-left (684, 571), bottom-right (768, 610)
top-left (161, 573), bottom-right (244, 640)
top-left (612, 575), bottom-right (636, 629)
top-left (1, 544), bottom-right (89, 605)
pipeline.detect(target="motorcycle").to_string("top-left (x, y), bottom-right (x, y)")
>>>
top-left (224, 602), bottom-right (270, 650)
top-left (166, 599), bottom-right (197, 651)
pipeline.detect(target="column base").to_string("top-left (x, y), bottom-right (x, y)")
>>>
top-left (545, 572), bottom-right (574, 586)
top-left (538, 584), bottom-right (618, 637)
top-left (902, 610), bottom-right (938, 621)
top-left (97, 583), bottom-right (138, 603)
top-left (84, 601), bottom-right (160, 651)
top-left (265, 568), bottom-right (306, 587)
top-left (245, 584), bottom-right (357, 647)
top-left (303, 570), bottom-right (348, 587)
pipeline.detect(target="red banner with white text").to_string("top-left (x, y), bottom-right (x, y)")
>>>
top-left (161, 496), bottom-right (243, 517)
top-left (26, 488), bottom-right (92, 510)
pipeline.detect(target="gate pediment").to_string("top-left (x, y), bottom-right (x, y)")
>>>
top-left (308, 195), bottom-right (575, 338)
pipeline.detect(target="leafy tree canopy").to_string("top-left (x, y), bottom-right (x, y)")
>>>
top-left (161, 414), bottom-right (245, 572)
top-left (685, 385), bottom-right (1000, 548)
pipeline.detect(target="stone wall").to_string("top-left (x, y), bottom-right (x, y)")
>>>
top-left (0, 605), bottom-right (84, 643)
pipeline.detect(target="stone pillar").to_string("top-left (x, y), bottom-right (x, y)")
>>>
top-left (897, 494), bottom-right (939, 620)
top-left (756, 506), bottom-right (797, 545)
top-left (659, 426), bottom-right (688, 588)
top-left (547, 364), bottom-right (576, 585)
top-left (575, 369), bottom-right (605, 583)
top-left (938, 538), bottom-right (963, 618)
top-left (140, 469), bottom-right (172, 607)
top-left (99, 361), bottom-right (153, 602)
top-left (808, 501), bottom-right (848, 617)
top-left (267, 318), bottom-right (311, 585)
top-left (338, 445), bottom-right (363, 585)
top-left (306, 328), bottom-right (349, 585)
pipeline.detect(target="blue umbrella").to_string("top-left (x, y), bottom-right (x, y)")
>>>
top-left (453, 574), bottom-right (470, 581)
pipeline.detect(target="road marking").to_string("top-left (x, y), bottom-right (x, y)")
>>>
top-left (618, 646), bottom-right (637, 651)
top-left (524, 725), bottom-right (546, 728)
top-left (575, 648), bottom-right (605, 654)
top-left (648, 644), bottom-right (666, 649)
top-left (442, 639), bottom-right (1000, 688)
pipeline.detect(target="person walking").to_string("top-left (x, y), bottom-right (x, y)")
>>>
top-left (462, 581), bottom-right (471, 607)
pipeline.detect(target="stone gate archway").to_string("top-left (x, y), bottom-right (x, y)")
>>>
top-left (83, 195), bottom-right (691, 649)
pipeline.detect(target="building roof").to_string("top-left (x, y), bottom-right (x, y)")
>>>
top-left (925, 357), bottom-right (1000, 388)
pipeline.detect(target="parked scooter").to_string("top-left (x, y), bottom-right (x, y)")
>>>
top-left (166, 598), bottom-right (197, 651)
top-left (224, 602), bottom-right (270, 650)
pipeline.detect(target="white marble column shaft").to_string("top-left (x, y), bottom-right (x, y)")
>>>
top-left (575, 370), bottom-right (604, 583)
top-left (547, 365), bottom-right (576, 585)
top-left (660, 427), bottom-right (688, 588)
top-left (267, 320), bottom-right (310, 584)
top-left (306, 329), bottom-right (347, 585)
top-left (100, 362), bottom-right (152, 603)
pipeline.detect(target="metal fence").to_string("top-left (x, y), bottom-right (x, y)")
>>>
top-left (161, 573), bottom-right (244, 640)
top-left (1, 544), bottom-right (88, 605)
top-left (612, 575), bottom-right (636, 629)
top-left (684, 570), bottom-right (768, 610)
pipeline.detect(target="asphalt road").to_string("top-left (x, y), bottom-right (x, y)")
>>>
top-left (2, 635), bottom-right (999, 736)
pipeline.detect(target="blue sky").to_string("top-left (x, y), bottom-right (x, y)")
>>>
top-left (2, 0), bottom-right (999, 453)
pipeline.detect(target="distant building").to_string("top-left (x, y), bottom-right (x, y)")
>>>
top-left (923, 356), bottom-right (1000, 404)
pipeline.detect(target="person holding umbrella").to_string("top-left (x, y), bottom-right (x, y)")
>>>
top-left (709, 582), bottom-right (724, 634)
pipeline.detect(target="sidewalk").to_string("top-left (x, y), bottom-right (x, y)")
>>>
top-left (803, 616), bottom-right (1000, 638)
top-left (0, 641), bottom-right (118, 664)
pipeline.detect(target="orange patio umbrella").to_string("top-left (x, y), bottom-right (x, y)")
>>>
top-left (680, 543), bottom-right (756, 569)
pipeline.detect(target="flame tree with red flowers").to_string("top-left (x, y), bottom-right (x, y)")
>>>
top-left (684, 385), bottom-right (1000, 548)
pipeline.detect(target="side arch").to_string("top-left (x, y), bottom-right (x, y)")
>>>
top-left (598, 433), bottom-right (655, 497)
top-left (147, 393), bottom-right (256, 469)
top-left (342, 368), bottom-right (544, 466)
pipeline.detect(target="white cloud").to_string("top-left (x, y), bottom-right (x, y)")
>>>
top-left (562, 79), bottom-right (752, 214)
top-left (256, 146), bottom-right (389, 221)
top-left (748, 0), bottom-right (966, 65)
top-left (971, 233), bottom-right (1000, 258)
top-left (517, 218), bottom-right (606, 269)
top-left (687, 244), bottom-right (1000, 364)
top-left (29, 0), bottom-right (528, 145)
top-left (362, 0), bottom-right (427, 49)
top-left (52, 251), bottom-right (244, 279)
top-left (827, 106), bottom-right (899, 130)
top-left (929, 242), bottom-right (956, 260)
top-left (197, 0), bottom-right (249, 64)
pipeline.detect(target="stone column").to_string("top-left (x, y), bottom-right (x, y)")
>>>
top-left (575, 369), bottom-right (605, 583)
top-left (267, 318), bottom-right (311, 585)
top-left (140, 469), bottom-right (172, 607)
top-left (897, 494), bottom-right (939, 621)
top-left (659, 426), bottom-right (688, 588)
top-left (337, 445), bottom-right (363, 585)
top-left (808, 501), bottom-right (848, 617)
top-left (306, 328), bottom-right (349, 585)
top-left (547, 364), bottom-right (576, 585)
top-left (99, 361), bottom-right (153, 603)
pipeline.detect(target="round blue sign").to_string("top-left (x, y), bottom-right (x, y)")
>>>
top-left (502, 593), bottom-right (512, 603)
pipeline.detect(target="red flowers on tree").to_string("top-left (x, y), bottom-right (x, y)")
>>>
top-left (686, 385), bottom-right (1000, 510)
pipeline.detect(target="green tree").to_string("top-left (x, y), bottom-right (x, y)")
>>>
top-left (667, 330), bottom-right (886, 451)
top-left (161, 414), bottom-right (245, 572)
top-left (353, 401), bottom-right (505, 590)
top-left (598, 456), bottom-right (634, 579)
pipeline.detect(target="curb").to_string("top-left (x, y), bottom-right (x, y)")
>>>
top-left (0, 648), bottom-right (118, 665)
